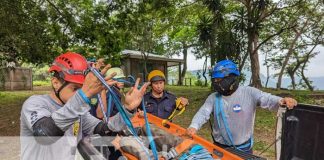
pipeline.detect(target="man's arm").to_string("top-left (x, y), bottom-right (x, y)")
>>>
top-left (22, 91), bottom-right (91, 145)
top-left (248, 86), bottom-right (283, 111)
top-left (188, 93), bottom-right (215, 130)
top-left (82, 108), bottom-right (134, 136)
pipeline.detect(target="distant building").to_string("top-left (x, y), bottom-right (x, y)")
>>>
top-left (120, 50), bottom-right (184, 83)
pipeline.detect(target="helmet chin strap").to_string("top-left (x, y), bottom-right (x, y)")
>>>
top-left (54, 81), bottom-right (69, 105)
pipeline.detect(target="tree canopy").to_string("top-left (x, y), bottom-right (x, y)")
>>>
top-left (1, 0), bottom-right (322, 89)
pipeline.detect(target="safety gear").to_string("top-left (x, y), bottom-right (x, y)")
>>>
top-left (212, 60), bottom-right (240, 78)
top-left (54, 81), bottom-right (70, 104)
top-left (32, 117), bottom-right (64, 145)
top-left (148, 70), bottom-right (165, 82)
top-left (162, 98), bottom-right (186, 126)
top-left (49, 52), bottom-right (88, 84)
top-left (214, 94), bottom-right (253, 151)
top-left (106, 67), bottom-right (126, 79)
top-left (212, 75), bottom-right (239, 96)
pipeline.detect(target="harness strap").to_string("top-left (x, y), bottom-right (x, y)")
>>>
top-left (106, 92), bottom-right (112, 119)
top-left (89, 67), bottom-right (151, 158)
top-left (141, 100), bottom-right (159, 160)
top-left (54, 81), bottom-right (69, 105)
top-left (214, 94), bottom-right (253, 151)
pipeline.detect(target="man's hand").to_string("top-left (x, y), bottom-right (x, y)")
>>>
top-left (111, 135), bottom-right (122, 150)
top-left (124, 78), bottom-right (150, 111)
top-left (186, 127), bottom-right (197, 136)
top-left (179, 97), bottom-right (189, 106)
top-left (81, 64), bottom-right (117, 98)
top-left (279, 97), bottom-right (298, 109)
top-left (138, 109), bottom-right (144, 117)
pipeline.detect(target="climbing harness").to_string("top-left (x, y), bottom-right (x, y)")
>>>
top-left (162, 98), bottom-right (186, 126)
top-left (214, 94), bottom-right (253, 151)
top-left (89, 67), bottom-right (157, 159)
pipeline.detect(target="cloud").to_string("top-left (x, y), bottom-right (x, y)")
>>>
top-left (173, 46), bottom-right (324, 78)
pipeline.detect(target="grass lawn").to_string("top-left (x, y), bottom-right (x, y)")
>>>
top-left (0, 85), bottom-right (323, 159)
top-left (0, 87), bottom-right (49, 136)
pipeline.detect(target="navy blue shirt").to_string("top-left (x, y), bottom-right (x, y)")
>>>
top-left (89, 87), bottom-right (121, 118)
top-left (142, 90), bottom-right (177, 119)
top-left (106, 87), bottom-right (122, 117)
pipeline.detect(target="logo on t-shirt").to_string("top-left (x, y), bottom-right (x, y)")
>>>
top-left (30, 111), bottom-right (38, 125)
top-left (233, 104), bottom-right (242, 113)
top-left (73, 121), bottom-right (80, 136)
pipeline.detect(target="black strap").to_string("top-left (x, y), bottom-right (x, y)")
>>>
top-left (209, 119), bottom-right (216, 143)
top-left (54, 81), bottom-right (69, 104)
top-left (93, 121), bottom-right (117, 137)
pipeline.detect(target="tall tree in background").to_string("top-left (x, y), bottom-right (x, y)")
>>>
top-left (0, 0), bottom-right (52, 65)
top-left (276, 0), bottom-right (323, 89)
top-left (163, 1), bottom-right (203, 85)
top-left (236, 0), bottom-right (302, 88)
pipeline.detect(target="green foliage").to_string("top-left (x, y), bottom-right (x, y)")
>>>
top-left (0, 0), bottom-right (53, 65)
top-left (33, 80), bottom-right (51, 87)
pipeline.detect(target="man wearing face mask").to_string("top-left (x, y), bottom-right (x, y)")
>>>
top-left (186, 60), bottom-right (297, 153)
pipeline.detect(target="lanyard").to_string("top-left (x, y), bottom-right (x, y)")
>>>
top-left (214, 94), bottom-right (253, 150)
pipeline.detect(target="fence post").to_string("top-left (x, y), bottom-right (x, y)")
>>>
top-left (190, 78), bottom-right (192, 86)
top-left (10, 68), bottom-right (13, 91)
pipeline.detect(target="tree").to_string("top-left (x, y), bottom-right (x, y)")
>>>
top-left (235, 0), bottom-right (302, 88)
top-left (0, 0), bottom-right (52, 66)
top-left (276, 0), bottom-right (323, 89)
top-left (163, 1), bottom-right (203, 85)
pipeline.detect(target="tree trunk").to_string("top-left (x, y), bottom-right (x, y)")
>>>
top-left (277, 20), bottom-right (309, 89)
top-left (248, 31), bottom-right (262, 88)
top-left (300, 62), bottom-right (313, 91)
top-left (298, 43), bottom-right (320, 91)
top-left (178, 43), bottom-right (188, 85)
top-left (287, 70), bottom-right (296, 90)
top-left (209, 30), bottom-right (217, 66)
top-left (141, 51), bottom-right (149, 81)
top-left (265, 52), bottom-right (270, 88)
top-left (265, 65), bottom-right (270, 88)
top-left (202, 56), bottom-right (208, 86)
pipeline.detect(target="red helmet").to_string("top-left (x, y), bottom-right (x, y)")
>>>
top-left (49, 52), bottom-right (88, 84)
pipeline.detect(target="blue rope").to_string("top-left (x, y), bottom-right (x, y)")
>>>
top-left (97, 93), bottom-right (108, 123)
top-left (214, 94), bottom-right (253, 151)
top-left (141, 100), bottom-right (158, 160)
top-left (106, 92), bottom-right (112, 119)
top-left (179, 145), bottom-right (213, 160)
top-left (89, 67), bottom-right (151, 158)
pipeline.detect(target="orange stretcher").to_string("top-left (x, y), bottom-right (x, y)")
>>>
top-left (120, 113), bottom-right (244, 160)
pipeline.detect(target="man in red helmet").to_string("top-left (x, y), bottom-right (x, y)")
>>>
top-left (20, 52), bottom-right (149, 160)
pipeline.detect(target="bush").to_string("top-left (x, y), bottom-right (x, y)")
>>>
top-left (33, 80), bottom-right (50, 86)
top-left (195, 79), bottom-right (203, 86)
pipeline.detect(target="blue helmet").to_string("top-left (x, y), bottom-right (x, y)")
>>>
top-left (212, 60), bottom-right (240, 78)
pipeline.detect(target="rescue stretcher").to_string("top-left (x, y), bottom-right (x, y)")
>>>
top-left (120, 113), bottom-right (245, 160)
top-left (78, 112), bottom-right (265, 160)
top-left (79, 67), bottom-right (265, 159)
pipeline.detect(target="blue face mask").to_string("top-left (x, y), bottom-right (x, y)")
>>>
top-left (212, 75), bottom-right (239, 96)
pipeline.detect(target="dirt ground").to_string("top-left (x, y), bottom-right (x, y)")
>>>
top-left (0, 86), bottom-right (50, 136)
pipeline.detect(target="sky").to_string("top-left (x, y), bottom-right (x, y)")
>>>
top-left (172, 46), bottom-right (324, 78)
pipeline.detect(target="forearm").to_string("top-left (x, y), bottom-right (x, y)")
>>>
top-left (189, 107), bottom-right (211, 130)
top-left (258, 92), bottom-right (282, 111)
top-left (32, 117), bottom-right (65, 145)
top-left (107, 109), bottom-right (134, 132)
top-left (92, 109), bottom-right (134, 136)
top-left (51, 90), bottom-right (91, 131)
top-left (93, 121), bottom-right (117, 136)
